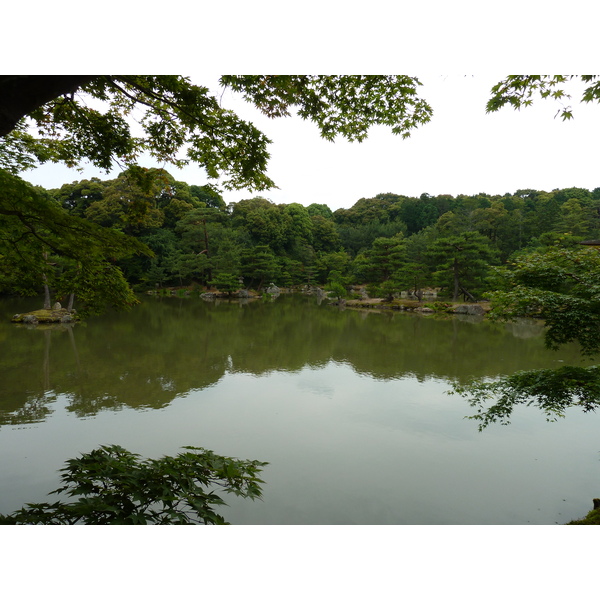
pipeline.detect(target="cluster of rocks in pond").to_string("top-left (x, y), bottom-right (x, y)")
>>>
top-left (346, 298), bottom-right (490, 316)
top-left (301, 285), bottom-right (326, 298)
top-left (200, 289), bottom-right (257, 300)
top-left (12, 302), bottom-right (79, 325)
top-left (142, 285), bottom-right (490, 318)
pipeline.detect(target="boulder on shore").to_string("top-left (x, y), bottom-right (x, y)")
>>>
top-left (265, 283), bottom-right (280, 295)
top-left (453, 304), bottom-right (485, 316)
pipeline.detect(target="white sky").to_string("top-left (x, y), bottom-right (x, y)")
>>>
top-left (20, 74), bottom-right (600, 212)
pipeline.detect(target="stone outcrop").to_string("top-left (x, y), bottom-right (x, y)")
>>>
top-left (301, 285), bottom-right (326, 298)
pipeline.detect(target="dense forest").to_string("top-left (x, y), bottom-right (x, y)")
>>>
top-left (2, 166), bottom-right (598, 309)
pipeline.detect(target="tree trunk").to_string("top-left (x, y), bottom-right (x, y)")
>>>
top-left (452, 258), bottom-right (460, 302)
top-left (460, 286), bottom-right (477, 303)
top-left (43, 277), bottom-right (51, 310)
top-left (0, 75), bottom-right (96, 136)
top-left (202, 219), bottom-right (212, 283)
top-left (42, 251), bottom-right (51, 309)
top-left (67, 293), bottom-right (75, 311)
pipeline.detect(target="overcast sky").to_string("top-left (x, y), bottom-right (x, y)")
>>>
top-left (20, 74), bottom-right (600, 212)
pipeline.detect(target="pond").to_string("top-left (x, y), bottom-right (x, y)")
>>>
top-left (0, 293), bottom-right (598, 524)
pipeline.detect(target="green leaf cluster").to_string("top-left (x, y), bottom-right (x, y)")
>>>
top-left (487, 246), bottom-right (600, 355)
top-left (486, 75), bottom-right (600, 122)
top-left (0, 445), bottom-right (267, 525)
top-left (0, 170), bottom-right (149, 315)
top-left (221, 75), bottom-right (433, 141)
top-left (426, 231), bottom-right (497, 301)
top-left (453, 366), bottom-right (600, 431)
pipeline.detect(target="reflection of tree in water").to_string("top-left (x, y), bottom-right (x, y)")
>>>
top-left (0, 295), bottom-right (586, 426)
top-left (0, 391), bottom-right (55, 426)
top-left (0, 325), bottom-right (64, 425)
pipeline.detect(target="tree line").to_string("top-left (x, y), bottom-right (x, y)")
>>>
top-left (2, 166), bottom-right (599, 310)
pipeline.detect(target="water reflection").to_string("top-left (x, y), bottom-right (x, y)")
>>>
top-left (0, 294), bottom-right (584, 426)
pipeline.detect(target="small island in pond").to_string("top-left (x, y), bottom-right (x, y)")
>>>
top-left (11, 304), bottom-right (79, 325)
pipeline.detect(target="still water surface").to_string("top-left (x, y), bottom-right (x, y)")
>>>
top-left (1, 294), bottom-right (598, 524)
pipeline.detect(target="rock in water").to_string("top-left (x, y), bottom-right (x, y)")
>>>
top-left (453, 304), bottom-right (485, 316)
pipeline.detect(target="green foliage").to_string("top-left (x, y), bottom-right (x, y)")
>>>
top-left (240, 244), bottom-right (279, 290)
top-left (486, 75), bottom-right (600, 121)
top-left (325, 270), bottom-right (349, 301)
top-left (427, 231), bottom-right (497, 301)
top-left (314, 251), bottom-right (351, 284)
top-left (190, 184), bottom-right (226, 211)
top-left (53, 260), bottom-right (139, 317)
top-left (0, 121), bottom-right (53, 174)
top-left (395, 262), bottom-right (431, 301)
top-left (399, 195), bottom-right (441, 235)
top-left (454, 245), bottom-right (600, 429)
top-left (169, 251), bottom-right (211, 285)
top-left (0, 444), bottom-right (267, 525)
top-left (359, 233), bottom-right (407, 300)
top-left (553, 198), bottom-right (595, 238)
top-left (53, 177), bottom-right (106, 217)
top-left (365, 234), bottom-right (407, 282)
top-left (6, 74), bottom-right (600, 317)
top-left (566, 502), bottom-right (600, 525)
top-left (453, 366), bottom-right (600, 431)
top-left (424, 301), bottom-right (453, 312)
top-left (307, 203), bottom-right (333, 219)
top-left (210, 272), bottom-right (241, 295)
top-left (326, 281), bottom-right (347, 301)
top-left (1, 75), bottom-right (437, 194)
top-left (221, 75), bottom-right (433, 141)
top-left (8, 163), bottom-right (600, 317)
top-left (310, 215), bottom-right (341, 253)
top-left (0, 170), bottom-right (149, 314)
top-left (2, 76), bottom-right (274, 191)
top-left (487, 246), bottom-right (600, 355)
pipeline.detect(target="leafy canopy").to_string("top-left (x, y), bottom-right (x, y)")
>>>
top-left (0, 75), bottom-right (433, 191)
top-left (221, 75), bottom-right (433, 141)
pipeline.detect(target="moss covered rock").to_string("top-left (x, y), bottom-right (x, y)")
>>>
top-left (11, 308), bottom-right (79, 324)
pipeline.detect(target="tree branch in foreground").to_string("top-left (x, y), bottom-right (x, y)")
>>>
top-left (451, 365), bottom-right (600, 431)
top-left (0, 445), bottom-right (268, 525)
